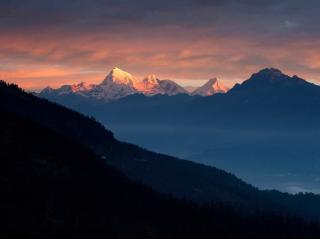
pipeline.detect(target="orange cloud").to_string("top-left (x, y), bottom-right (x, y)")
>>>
top-left (1, 28), bottom-right (320, 90)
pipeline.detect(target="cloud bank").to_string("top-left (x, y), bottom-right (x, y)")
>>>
top-left (1, 0), bottom-right (320, 89)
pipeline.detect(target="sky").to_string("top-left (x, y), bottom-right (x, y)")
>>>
top-left (1, 0), bottom-right (320, 90)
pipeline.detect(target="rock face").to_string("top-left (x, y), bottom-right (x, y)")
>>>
top-left (134, 74), bottom-right (188, 95)
top-left (192, 78), bottom-right (229, 96)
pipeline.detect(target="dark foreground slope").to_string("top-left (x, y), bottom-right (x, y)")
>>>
top-left (2, 81), bottom-right (320, 221)
top-left (3, 112), bottom-right (320, 238)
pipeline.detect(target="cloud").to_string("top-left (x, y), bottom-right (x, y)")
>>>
top-left (1, 0), bottom-right (320, 89)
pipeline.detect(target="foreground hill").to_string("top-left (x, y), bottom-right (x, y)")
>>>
top-left (2, 81), bottom-right (320, 221)
top-left (3, 108), bottom-right (320, 238)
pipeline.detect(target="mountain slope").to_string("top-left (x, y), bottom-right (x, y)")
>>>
top-left (3, 109), bottom-right (320, 238)
top-left (158, 79), bottom-right (189, 95)
top-left (192, 78), bottom-right (229, 96)
top-left (0, 81), bottom-right (257, 204)
top-left (2, 80), bottom-right (320, 221)
top-left (227, 68), bottom-right (320, 105)
top-left (91, 67), bottom-right (138, 100)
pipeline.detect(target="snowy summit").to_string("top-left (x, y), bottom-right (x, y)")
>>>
top-left (40, 67), bottom-right (228, 101)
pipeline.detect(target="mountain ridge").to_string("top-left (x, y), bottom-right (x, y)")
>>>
top-left (192, 77), bottom-right (229, 96)
top-left (39, 67), bottom-right (227, 101)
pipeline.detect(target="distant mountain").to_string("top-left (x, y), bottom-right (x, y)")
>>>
top-left (39, 67), bottom-right (230, 101)
top-left (40, 67), bottom-right (190, 101)
top-left (36, 67), bottom-right (320, 127)
top-left (158, 79), bottom-right (189, 95)
top-left (228, 68), bottom-right (320, 106)
top-left (40, 67), bottom-right (138, 101)
top-left (3, 80), bottom-right (320, 222)
top-left (92, 67), bottom-right (138, 100)
top-left (192, 78), bottom-right (229, 96)
top-left (41, 82), bottom-right (95, 97)
top-left (180, 68), bottom-right (320, 122)
top-left (138, 74), bottom-right (161, 94)
top-left (135, 74), bottom-right (188, 95)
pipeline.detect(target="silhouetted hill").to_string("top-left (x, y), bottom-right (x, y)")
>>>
top-left (1, 81), bottom-right (116, 156)
top-left (221, 68), bottom-right (320, 112)
top-left (2, 80), bottom-right (320, 222)
top-left (3, 108), bottom-right (320, 238)
top-left (1, 81), bottom-right (256, 204)
top-left (231, 68), bottom-right (320, 97)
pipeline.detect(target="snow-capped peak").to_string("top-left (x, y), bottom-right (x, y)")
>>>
top-left (138, 75), bottom-right (188, 95)
top-left (134, 74), bottom-right (160, 94)
top-left (40, 67), bottom-right (200, 101)
top-left (158, 80), bottom-right (188, 96)
top-left (192, 78), bottom-right (228, 96)
top-left (102, 67), bottom-right (137, 86)
top-left (70, 82), bottom-right (95, 92)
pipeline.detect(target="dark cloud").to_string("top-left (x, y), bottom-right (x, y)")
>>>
top-left (0, 0), bottom-right (317, 30)
top-left (1, 0), bottom-right (320, 43)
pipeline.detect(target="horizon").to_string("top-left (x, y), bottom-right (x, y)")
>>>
top-left (2, 1), bottom-right (320, 90)
top-left (10, 66), bottom-right (320, 92)
top-left (14, 66), bottom-right (320, 92)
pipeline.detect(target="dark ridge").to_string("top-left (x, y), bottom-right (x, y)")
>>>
top-left (1, 110), bottom-right (320, 238)
top-left (0, 81), bottom-right (115, 155)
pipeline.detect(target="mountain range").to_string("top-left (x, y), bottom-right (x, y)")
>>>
top-left (38, 67), bottom-right (320, 194)
top-left (40, 67), bottom-right (229, 101)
